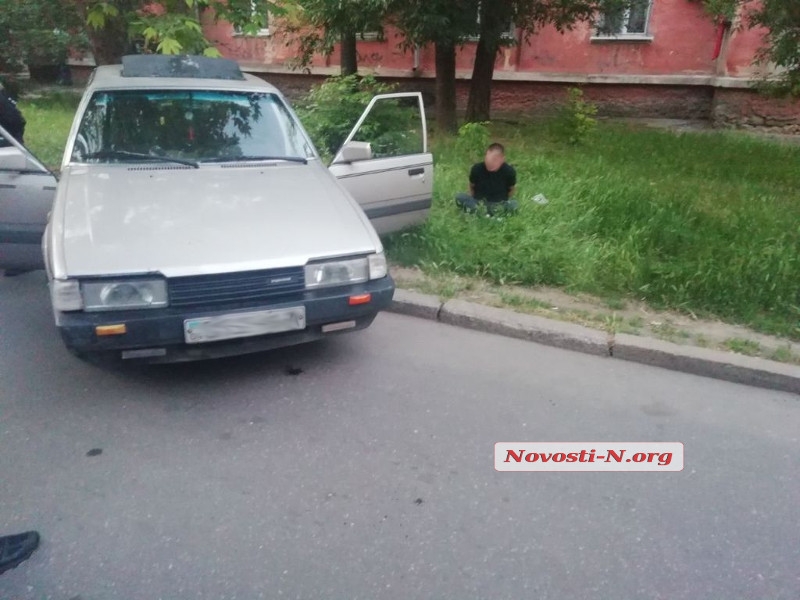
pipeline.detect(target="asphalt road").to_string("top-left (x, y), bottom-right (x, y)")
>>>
top-left (1, 272), bottom-right (799, 600)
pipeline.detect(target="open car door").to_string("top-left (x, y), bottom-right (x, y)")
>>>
top-left (328, 93), bottom-right (433, 235)
top-left (0, 124), bottom-right (56, 272)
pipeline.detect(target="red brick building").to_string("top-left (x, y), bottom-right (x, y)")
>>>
top-left (68, 1), bottom-right (798, 130)
top-left (198, 0), bottom-right (799, 130)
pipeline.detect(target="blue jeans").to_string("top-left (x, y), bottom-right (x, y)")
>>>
top-left (456, 193), bottom-right (518, 215)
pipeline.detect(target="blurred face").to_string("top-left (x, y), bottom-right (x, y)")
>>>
top-left (484, 149), bottom-right (505, 172)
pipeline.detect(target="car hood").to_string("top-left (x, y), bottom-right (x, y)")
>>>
top-left (54, 162), bottom-right (380, 278)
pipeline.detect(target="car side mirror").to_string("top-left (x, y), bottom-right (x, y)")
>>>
top-left (336, 141), bottom-right (373, 164)
top-left (0, 146), bottom-right (29, 171)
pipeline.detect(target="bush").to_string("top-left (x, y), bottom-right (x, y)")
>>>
top-left (0, 0), bottom-right (87, 75)
top-left (556, 87), bottom-right (598, 145)
top-left (455, 121), bottom-right (490, 160)
top-left (295, 74), bottom-right (397, 161)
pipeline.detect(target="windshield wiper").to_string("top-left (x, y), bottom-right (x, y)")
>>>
top-left (207, 155), bottom-right (308, 165)
top-left (84, 150), bottom-right (199, 169)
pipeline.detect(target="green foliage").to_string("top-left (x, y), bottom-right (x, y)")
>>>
top-left (695, 0), bottom-right (800, 97)
top-left (390, 0), bottom-right (480, 48)
top-left (750, 0), bottom-right (800, 97)
top-left (0, 0), bottom-right (87, 74)
top-left (384, 119), bottom-right (800, 340)
top-left (455, 121), bottom-right (490, 160)
top-left (283, 0), bottom-right (391, 69)
top-left (133, 12), bottom-right (213, 55)
top-left (85, 2), bottom-right (120, 29)
top-left (83, 0), bottom-right (281, 62)
top-left (556, 87), bottom-right (598, 145)
top-left (724, 338), bottom-right (762, 356)
top-left (465, 0), bottom-right (604, 122)
top-left (696, 0), bottom-right (738, 21)
top-left (295, 74), bottom-right (396, 160)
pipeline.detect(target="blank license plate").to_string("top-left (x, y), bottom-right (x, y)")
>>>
top-left (184, 307), bottom-right (306, 344)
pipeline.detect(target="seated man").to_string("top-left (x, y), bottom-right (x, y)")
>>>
top-left (456, 143), bottom-right (518, 215)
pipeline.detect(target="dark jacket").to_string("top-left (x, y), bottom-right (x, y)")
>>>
top-left (0, 89), bottom-right (26, 144)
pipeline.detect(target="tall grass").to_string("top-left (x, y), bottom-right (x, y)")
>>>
top-left (385, 121), bottom-right (800, 339)
top-left (17, 91), bottom-right (81, 169)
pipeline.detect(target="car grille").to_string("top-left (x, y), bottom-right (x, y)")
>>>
top-left (168, 267), bottom-right (305, 309)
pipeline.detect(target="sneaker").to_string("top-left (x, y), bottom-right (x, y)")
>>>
top-left (0, 531), bottom-right (40, 575)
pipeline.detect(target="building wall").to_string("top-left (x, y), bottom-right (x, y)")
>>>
top-left (204, 0), bottom-right (761, 80)
top-left (69, 2), bottom-right (796, 130)
top-left (713, 88), bottom-right (800, 133)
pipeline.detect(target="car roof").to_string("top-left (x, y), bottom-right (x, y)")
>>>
top-left (88, 58), bottom-right (280, 94)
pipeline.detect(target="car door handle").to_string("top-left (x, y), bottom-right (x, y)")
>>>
top-left (408, 168), bottom-right (425, 177)
top-left (0, 184), bottom-right (15, 189)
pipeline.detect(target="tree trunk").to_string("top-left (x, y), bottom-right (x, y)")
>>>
top-left (75, 0), bottom-right (135, 65)
top-left (434, 41), bottom-right (458, 134)
top-left (340, 31), bottom-right (358, 76)
top-left (89, 22), bottom-right (131, 65)
top-left (466, 1), bottom-right (509, 123)
top-left (465, 36), bottom-right (497, 123)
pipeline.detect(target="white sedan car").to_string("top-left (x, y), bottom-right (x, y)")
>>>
top-left (0, 55), bottom-right (433, 362)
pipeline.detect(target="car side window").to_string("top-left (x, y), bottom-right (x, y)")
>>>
top-left (349, 97), bottom-right (424, 160)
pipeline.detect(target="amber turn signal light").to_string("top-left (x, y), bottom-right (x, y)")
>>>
top-left (348, 294), bottom-right (372, 306)
top-left (95, 324), bottom-right (127, 336)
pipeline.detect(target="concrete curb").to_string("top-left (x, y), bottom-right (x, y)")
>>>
top-left (613, 334), bottom-right (800, 394)
top-left (388, 289), bottom-right (800, 395)
top-left (439, 299), bottom-right (610, 357)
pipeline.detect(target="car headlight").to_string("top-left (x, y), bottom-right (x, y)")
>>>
top-left (304, 253), bottom-right (388, 290)
top-left (305, 257), bottom-right (369, 290)
top-left (81, 279), bottom-right (168, 312)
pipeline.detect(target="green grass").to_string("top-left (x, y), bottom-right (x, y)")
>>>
top-left (17, 91), bottom-right (81, 169)
top-left (385, 120), bottom-right (800, 340)
top-left (769, 345), bottom-right (800, 365)
top-left (724, 338), bottom-right (762, 356)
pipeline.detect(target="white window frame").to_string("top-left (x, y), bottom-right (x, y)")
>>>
top-left (592, 0), bottom-right (654, 42)
top-left (234, 1), bottom-right (270, 37)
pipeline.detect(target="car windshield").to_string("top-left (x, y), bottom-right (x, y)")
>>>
top-left (71, 90), bottom-right (316, 164)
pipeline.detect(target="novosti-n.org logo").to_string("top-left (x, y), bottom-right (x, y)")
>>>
top-left (495, 443), bottom-right (684, 471)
